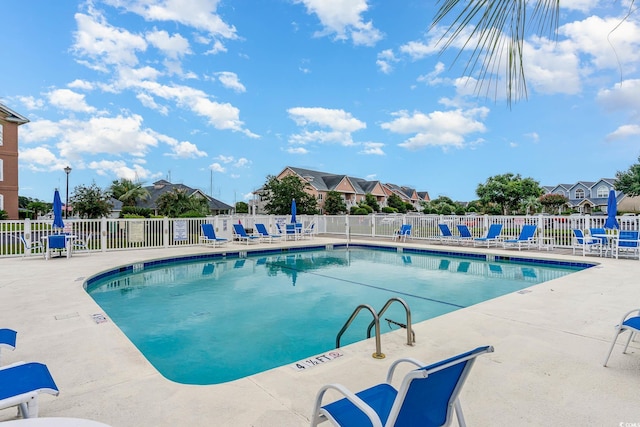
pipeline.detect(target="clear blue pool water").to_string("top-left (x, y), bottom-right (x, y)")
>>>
top-left (86, 247), bottom-right (587, 384)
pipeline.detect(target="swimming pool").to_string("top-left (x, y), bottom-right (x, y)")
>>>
top-left (85, 245), bottom-right (590, 384)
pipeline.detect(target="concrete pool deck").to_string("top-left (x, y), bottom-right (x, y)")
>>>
top-left (1, 237), bottom-right (639, 426)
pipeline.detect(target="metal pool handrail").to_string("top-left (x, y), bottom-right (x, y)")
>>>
top-left (336, 304), bottom-right (385, 359)
top-left (366, 297), bottom-right (415, 347)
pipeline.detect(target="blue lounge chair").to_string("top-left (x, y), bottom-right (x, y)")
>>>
top-left (200, 224), bottom-right (228, 247)
top-left (232, 224), bottom-right (260, 245)
top-left (254, 223), bottom-right (282, 243)
top-left (0, 362), bottom-right (59, 418)
top-left (20, 236), bottom-right (44, 258)
top-left (571, 229), bottom-right (602, 256)
top-left (473, 224), bottom-right (503, 247)
top-left (614, 230), bottom-right (640, 260)
top-left (0, 329), bottom-right (17, 365)
top-left (303, 222), bottom-right (316, 239)
top-left (311, 345), bottom-right (494, 427)
top-left (502, 224), bottom-right (537, 250)
top-left (456, 224), bottom-right (474, 245)
top-left (394, 224), bottom-right (412, 242)
top-left (603, 309), bottom-right (640, 366)
top-left (437, 224), bottom-right (456, 244)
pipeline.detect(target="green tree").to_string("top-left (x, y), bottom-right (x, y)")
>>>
top-left (386, 193), bottom-right (407, 213)
top-left (539, 193), bottom-right (568, 214)
top-left (71, 183), bottom-right (112, 219)
top-left (521, 195), bottom-right (542, 215)
top-left (27, 200), bottom-right (50, 218)
top-left (323, 190), bottom-right (347, 214)
top-left (615, 157), bottom-right (640, 196)
top-left (476, 173), bottom-right (543, 215)
top-left (156, 189), bottom-right (209, 217)
top-left (363, 194), bottom-right (381, 212)
top-left (109, 178), bottom-right (150, 207)
top-left (235, 201), bottom-right (249, 213)
top-left (261, 175), bottom-right (318, 215)
top-left (432, 1), bottom-right (560, 104)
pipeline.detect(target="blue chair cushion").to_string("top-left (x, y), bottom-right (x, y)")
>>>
top-left (622, 316), bottom-right (640, 330)
top-left (48, 235), bottom-right (66, 249)
top-left (323, 383), bottom-right (397, 426)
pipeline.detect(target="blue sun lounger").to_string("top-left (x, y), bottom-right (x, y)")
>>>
top-left (0, 362), bottom-right (59, 418)
top-left (199, 224), bottom-right (228, 247)
top-left (437, 224), bottom-right (457, 244)
top-left (233, 224), bottom-right (260, 245)
top-left (503, 224), bottom-right (537, 250)
top-left (255, 223), bottom-right (283, 243)
top-left (473, 224), bottom-right (503, 247)
top-left (311, 345), bottom-right (494, 427)
top-left (456, 224), bottom-right (474, 245)
top-left (0, 329), bottom-right (17, 365)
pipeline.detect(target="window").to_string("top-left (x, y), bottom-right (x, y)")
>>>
top-left (0, 123), bottom-right (3, 146)
top-left (0, 158), bottom-right (3, 181)
top-left (596, 186), bottom-right (608, 198)
top-left (317, 193), bottom-right (323, 200)
top-left (575, 189), bottom-right (585, 199)
top-left (0, 194), bottom-right (3, 210)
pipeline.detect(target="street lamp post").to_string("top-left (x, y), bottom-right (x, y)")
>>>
top-left (64, 166), bottom-right (72, 219)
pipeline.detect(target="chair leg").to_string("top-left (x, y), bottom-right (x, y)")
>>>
top-left (622, 330), bottom-right (634, 353)
top-left (454, 399), bottom-right (467, 427)
top-left (603, 330), bottom-right (622, 367)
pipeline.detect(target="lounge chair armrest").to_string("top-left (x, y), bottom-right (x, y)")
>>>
top-left (617, 308), bottom-right (640, 326)
top-left (311, 383), bottom-right (384, 427)
top-left (385, 357), bottom-right (425, 383)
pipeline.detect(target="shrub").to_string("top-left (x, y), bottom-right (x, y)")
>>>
top-left (381, 206), bottom-right (397, 213)
top-left (352, 207), bottom-right (369, 215)
top-left (121, 206), bottom-right (152, 218)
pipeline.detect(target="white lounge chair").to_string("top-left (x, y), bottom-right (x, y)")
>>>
top-left (20, 236), bottom-right (44, 258)
top-left (603, 309), bottom-right (640, 366)
top-left (311, 345), bottom-right (494, 427)
top-left (0, 362), bottom-right (59, 418)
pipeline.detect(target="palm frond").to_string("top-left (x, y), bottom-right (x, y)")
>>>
top-left (432, 0), bottom-right (559, 105)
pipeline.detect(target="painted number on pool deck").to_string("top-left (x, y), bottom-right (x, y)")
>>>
top-left (290, 351), bottom-right (344, 371)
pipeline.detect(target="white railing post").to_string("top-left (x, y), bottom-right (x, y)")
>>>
top-left (101, 217), bottom-right (108, 252)
top-left (163, 217), bottom-right (170, 248)
top-left (24, 218), bottom-right (32, 255)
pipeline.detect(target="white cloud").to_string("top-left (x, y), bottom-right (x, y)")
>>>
top-left (288, 107), bottom-right (366, 147)
top-left (87, 160), bottom-right (152, 180)
top-left (399, 40), bottom-right (439, 60)
top-left (359, 142), bottom-right (385, 155)
top-left (48, 89), bottom-right (97, 113)
top-left (145, 29), bottom-right (191, 59)
top-left (560, 0), bottom-right (600, 12)
top-left (18, 147), bottom-right (60, 171)
top-left (382, 108), bottom-right (489, 150)
top-left (288, 107), bottom-right (366, 132)
top-left (234, 157), bottom-right (250, 167)
top-left (210, 162), bottom-right (225, 172)
top-left (103, 0), bottom-right (238, 48)
top-left (216, 155), bottom-right (234, 163)
top-left (17, 96), bottom-right (44, 110)
top-left (294, 0), bottom-right (383, 46)
top-left (597, 79), bottom-right (640, 111)
top-left (216, 72), bottom-right (246, 93)
top-left (376, 49), bottom-right (397, 74)
top-left (606, 124), bottom-right (640, 140)
top-left (73, 10), bottom-right (147, 69)
top-left (287, 147), bottom-right (309, 154)
top-left (68, 79), bottom-right (95, 90)
top-left (136, 92), bottom-right (169, 115)
top-left (154, 133), bottom-right (207, 158)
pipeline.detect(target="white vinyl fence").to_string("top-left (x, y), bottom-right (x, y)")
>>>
top-left (2, 213), bottom-right (638, 258)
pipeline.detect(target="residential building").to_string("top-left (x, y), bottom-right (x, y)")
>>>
top-left (544, 178), bottom-right (640, 214)
top-left (0, 103), bottom-right (29, 219)
top-left (137, 180), bottom-right (233, 215)
top-left (251, 166), bottom-right (430, 214)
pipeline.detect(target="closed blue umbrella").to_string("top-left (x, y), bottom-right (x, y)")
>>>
top-left (604, 189), bottom-right (619, 229)
top-left (52, 189), bottom-right (65, 230)
top-left (290, 198), bottom-right (297, 224)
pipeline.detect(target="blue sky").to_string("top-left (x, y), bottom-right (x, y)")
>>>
top-left (2, 1), bottom-right (639, 206)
